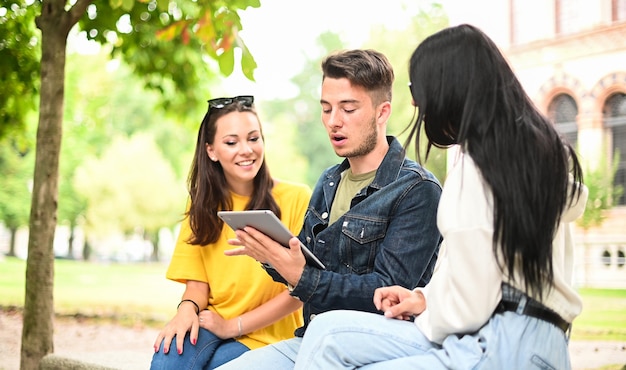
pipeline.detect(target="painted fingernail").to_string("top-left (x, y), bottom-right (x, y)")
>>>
top-left (192, 338), bottom-right (197, 345)
top-left (178, 348), bottom-right (182, 355)
top-left (154, 346), bottom-right (159, 353)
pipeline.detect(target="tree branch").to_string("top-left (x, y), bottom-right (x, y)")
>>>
top-left (68, 0), bottom-right (94, 26)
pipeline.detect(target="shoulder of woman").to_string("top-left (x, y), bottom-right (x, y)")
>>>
top-left (273, 179), bottom-right (312, 193)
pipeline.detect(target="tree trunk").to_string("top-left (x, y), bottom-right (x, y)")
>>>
top-left (150, 229), bottom-right (160, 262)
top-left (82, 237), bottom-right (91, 261)
top-left (20, 1), bottom-right (78, 368)
top-left (8, 227), bottom-right (17, 257)
top-left (67, 220), bottom-right (75, 259)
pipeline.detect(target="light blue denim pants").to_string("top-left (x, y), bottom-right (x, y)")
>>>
top-left (293, 309), bottom-right (571, 370)
top-left (216, 309), bottom-right (570, 370)
top-left (215, 337), bottom-right (303, 370)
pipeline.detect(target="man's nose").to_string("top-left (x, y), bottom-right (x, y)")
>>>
top-left (327, 111), bottom-right (342, 128)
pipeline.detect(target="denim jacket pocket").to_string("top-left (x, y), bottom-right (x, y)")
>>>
top-left (340, 216), bottom-right (387, 274)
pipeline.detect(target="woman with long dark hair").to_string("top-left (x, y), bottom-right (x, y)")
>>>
top-left (291, 24), bottom-right (588, 369)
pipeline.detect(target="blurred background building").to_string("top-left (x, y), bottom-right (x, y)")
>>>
top-left (442, 0), bottom-right (626, 287)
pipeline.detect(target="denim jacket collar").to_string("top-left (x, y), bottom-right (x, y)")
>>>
top-left (326, 136), bottom-right (405, 196)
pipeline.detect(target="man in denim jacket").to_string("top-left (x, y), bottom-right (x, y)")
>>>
top-left (220, 49), bottom-right (442, 370)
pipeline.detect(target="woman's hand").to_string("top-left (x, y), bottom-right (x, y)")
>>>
top-left (153, 302), bottom-right (200, 355)
top-left (197, 310), bottom-right (239, 339)
top-left (373, 285), bottom-right (426, 321)
top-left (154, 282), bottom-right (208, 355)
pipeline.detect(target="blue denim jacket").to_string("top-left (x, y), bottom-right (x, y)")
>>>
top-left (267, 136), bottom-right (442, 336)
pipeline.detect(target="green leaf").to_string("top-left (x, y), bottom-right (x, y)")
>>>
top-left (204, 41), bottom-right (218, 59)
top-left (156, 0), bottom-right (169, 11)
top-left (109, 0), bottom-right (123, 10)
top-left (237, 38), bottom-right (256, 81)
top-left (195, 11), bottom-right (217, 43)
top-left (218, 47), bottom-right (235, 76)
top-left (121, 0), bottom-right (135, 12)
top-left (229, 0), bottom-right (261, 11)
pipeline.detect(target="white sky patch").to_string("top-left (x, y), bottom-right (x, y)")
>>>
top-left (222, 0), bottom-right (425, 99)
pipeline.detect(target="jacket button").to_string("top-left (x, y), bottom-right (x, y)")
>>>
top-left (310, 314), bottom-right (317, 321)
top-left (321, 212), bottom-right (328, 219)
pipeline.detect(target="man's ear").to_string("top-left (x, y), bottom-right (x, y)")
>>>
top-left (377, 101), bottom-right (392, 124)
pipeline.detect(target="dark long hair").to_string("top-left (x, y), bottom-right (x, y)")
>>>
top-left (186, 99), bottom-right (280, 245)
top-left (405, 24), bottom-right (584, 298)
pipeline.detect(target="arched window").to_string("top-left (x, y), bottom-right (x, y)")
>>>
top-left (618, 249), bottom-right (625, 268)
top-left (602, 249), bottom-right (612, 267)
top-left (548, 93), bottom-right (579, 149)
top-left (603, 92), bottom-right (626, 206)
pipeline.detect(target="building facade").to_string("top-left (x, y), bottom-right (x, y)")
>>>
top-left (441, 0), bottom-right (626, 288)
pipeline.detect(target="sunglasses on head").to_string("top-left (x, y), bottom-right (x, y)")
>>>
top-left (207, 95), bottom-right (254, 110)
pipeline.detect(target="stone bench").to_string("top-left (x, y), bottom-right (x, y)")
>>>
top-left (39, 354), bottom-right (116, 370)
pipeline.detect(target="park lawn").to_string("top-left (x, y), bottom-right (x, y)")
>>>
top-left (571, 288), bottom-right (626, 341)
top-left (1, 256), bottom-right (626, 340)
top-left (0, 256), bottom-right (181, 326)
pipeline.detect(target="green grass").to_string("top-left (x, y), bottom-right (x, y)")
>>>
top-left (571, 288), bottom-right (626, 341)
top-left (1, 256), bottom-right (626, 340)
top-left (0, 255), bottom-right (181, 326)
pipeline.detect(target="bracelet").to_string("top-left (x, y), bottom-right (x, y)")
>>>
top-left (237, 316), bottom-right (243, 338)
top-left (177, 299), bottom-right (200, 315)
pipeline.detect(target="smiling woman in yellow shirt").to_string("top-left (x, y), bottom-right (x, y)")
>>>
top-left (150, 95), bottom-right (310, 370)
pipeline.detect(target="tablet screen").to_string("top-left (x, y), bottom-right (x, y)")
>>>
top-left (218, 210), bottom-right (326, 270)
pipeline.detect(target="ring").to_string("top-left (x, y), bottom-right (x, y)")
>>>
top-left (199, 318), bottom-right (204, 322)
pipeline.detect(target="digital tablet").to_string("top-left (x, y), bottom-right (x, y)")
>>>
top-left (218, 210), bottom-right (326, 270)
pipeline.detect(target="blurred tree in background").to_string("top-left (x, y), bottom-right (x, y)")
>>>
top-left (0, 133), bottom-right (35, 257)
top-left (364, 2), bottom-right (449, 182)
top-left (73, 133), bottom-right (183, 261)
top-left (577, 151), bottom-right (624, 231)
top-left (0, 1), bottom-right (40, 140)
top-left (58, 50), bottom-right (194, 261)
top-left (262, 31), bottom-right (345, 187)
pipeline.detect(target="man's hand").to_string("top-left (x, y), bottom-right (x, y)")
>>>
top-left (224, 227), bottom-right (306, 286)
top-left (373, 285), bottom-right (426, 321)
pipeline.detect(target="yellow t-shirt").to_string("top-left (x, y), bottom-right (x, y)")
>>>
top-left (166, 180), bottom-right (311, 349)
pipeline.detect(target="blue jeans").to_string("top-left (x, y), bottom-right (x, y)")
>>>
top-left (215, 337), bottom-right (302, 370)
top-left (151, 328), bottom-right (249, 370)
top-left (291, 310), bottom-right (571, 370)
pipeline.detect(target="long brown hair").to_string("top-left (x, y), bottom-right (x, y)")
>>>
top-left (186, 97), bottom-right (280, 245)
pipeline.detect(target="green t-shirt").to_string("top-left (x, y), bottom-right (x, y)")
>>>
top-left (329, 168), bottom-right (376, 225)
